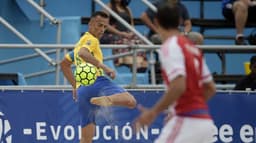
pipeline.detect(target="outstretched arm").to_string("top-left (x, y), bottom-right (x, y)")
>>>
top-left (78, 47), bottom-right (116, 79)
top-left (134, 76), bottom-right (185, 129)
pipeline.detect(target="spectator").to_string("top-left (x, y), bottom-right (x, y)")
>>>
top-left (222, 0), bottom-right (256, 45)
top-left (101, 0), bottom-right (148, 72)
top-left (140, 0), bottom-right (204, 45)
top-left (234, 55), bottom-right (256, 90)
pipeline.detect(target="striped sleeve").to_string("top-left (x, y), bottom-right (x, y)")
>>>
top-left (65, 50), bottom-right (75, 63)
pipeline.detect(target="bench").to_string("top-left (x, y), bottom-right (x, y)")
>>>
top-left (189, 0), bottom-right (256, 40)
top-left (81, 1), bottom-right (253, 83)
top-left (191, 18), bottom-right (256, 40)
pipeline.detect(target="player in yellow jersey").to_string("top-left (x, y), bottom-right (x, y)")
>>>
top-left (60, 11), bottom-right (136, 143)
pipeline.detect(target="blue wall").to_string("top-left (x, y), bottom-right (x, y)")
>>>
top-left (0, 0), bottom-right (252, 85)
top-left (0, 90), bottom-right (256, 143)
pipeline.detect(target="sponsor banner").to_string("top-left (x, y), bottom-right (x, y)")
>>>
top-left (0, 90), bottom-right (255, 143)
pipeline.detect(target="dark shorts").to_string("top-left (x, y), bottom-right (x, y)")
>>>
top-left (77, 76), bottom-right (126, 127)
top-left (222, 6), bottom-right (256, 22)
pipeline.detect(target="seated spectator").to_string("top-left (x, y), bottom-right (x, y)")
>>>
top-left (101, 0), bottom-right (148, 73)
top-left (140, 0), bottom-right (204, 45)
top-left (234, 55), bottom-right (256, 90)
top-left (222, 0), bottom-right (256, 45)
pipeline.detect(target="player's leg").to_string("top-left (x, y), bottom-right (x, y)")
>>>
top-left (80, 123), bottom-right (95, 143)
top-left (77, 85), bottom-right (99, 143)
top-left (154, 116), bottom-right (184, 143)
top-left (155, 116), bottom-right (215, 143)
top-left (91, 92), bottom-right (136, 108)
top-left (90, 76), bottom-right (137, 108)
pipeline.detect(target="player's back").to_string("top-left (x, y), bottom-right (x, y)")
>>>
top-left (161, 35), bottom-right (212, 119)
top-left (176, 36), bottom-right (210, 118)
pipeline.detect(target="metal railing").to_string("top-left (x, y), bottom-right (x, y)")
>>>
top-left (94, 0), bottom-right (157, 84)
top-left (0, 0), bottom-right (63, 84)
top-left (1, 0), bottom-right (255, 89)
top-left (0, 43), bottom-right (256, 89)
top-left (26, 0), bottom-right (62, 84)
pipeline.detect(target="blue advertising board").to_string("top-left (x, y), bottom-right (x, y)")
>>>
top-left (0, 90), bottom-right (255, 143)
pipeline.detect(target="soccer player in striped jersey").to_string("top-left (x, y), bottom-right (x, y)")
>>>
top-left (135, 3), bottom-right (216, 143)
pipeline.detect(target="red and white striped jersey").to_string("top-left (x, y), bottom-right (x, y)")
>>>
top-left (159, 35), bottom-right (213, 118)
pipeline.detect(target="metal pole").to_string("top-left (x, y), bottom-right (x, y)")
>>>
top-left (140, 0), bottom-right (159, 85)
top-left (94, 0), bottom-right (153, 45)
top-left (0, 17), bottom-right (56, 66)
top-left (94, 0), bottom-right (156, 85)
top-left (63, 49), bottom-right (68, 85)
top-left (0, 44), bottom-right (256, 50)
top-left (27, 0), bottom-right (58, 24)
top-left (39, 0), bottom-right (45, 27)
top-left (131, 47), bottom-right (138, 87)
top-left (141, 0), bottom-right (157, 12)
top-left (0, 49), bottom-right (56, 65)
top-left (55, 21), bottom-right (62, 85)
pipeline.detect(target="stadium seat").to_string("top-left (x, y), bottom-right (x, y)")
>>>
top-left (0, 72), bottom-right (27, 85)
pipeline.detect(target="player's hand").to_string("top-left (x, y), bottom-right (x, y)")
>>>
top-left (104, 66), bottom-right (116, 79)
top-left (163, 112), bottom-right (173, 125)
top-left (99, 63), bottom-right (116, 79)
top-left (72, 88), bottom-right (78, 102)
top-left (134, 104), bottom-right (157, 133)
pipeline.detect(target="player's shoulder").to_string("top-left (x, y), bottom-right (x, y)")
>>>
top-left (80, 32), bottom-right (99, 45)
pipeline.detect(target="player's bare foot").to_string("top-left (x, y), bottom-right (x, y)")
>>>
top-left (90, 96), bottom-right (113, 106)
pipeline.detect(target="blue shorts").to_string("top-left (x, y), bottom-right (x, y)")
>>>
top-left (77, 76), bottom-right (126, 127)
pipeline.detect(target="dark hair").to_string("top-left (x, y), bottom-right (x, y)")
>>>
top-left (110, 0), bottom-right (130, 14)
top-left (155, 3), bottom-right (179, 29)
top-left (248, 29), bottom-right (256, 45)
top-left (91, 11), bottom-right (109, 19)
top-left (109, 0), bottom-right (131, 24)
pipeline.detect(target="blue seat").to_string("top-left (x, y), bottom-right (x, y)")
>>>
top-left (0, 73), bottom-right (27, 85)
top-left (102, 49), bottom-right (149, 85)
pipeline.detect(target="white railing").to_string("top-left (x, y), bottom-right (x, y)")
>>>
top-left (0, 43), bottom-right (255, 89)
top-left (0, 84), bottom-right (238, 91)
top-left (26, 0), bottom-right (63, 84)
top-left (94, 0), bottom-right (157, 84)
top-left (0, 0), bottom-right (63, 84)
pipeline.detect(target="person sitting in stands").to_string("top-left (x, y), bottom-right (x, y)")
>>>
top-left (234, 55), bottom-right (256, 90)
top-left (222, 0), bottom-right (256, 45)
top-left (140, 0), bottom-right (204, 45)
top-left (101, 0), bottom-right (148, 73)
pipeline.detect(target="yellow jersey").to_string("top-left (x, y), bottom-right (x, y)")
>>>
top-left (65, 32), bottom-right (104, 87)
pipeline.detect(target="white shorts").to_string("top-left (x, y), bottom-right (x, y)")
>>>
top-left (154, 116), bottom-right (215, 143)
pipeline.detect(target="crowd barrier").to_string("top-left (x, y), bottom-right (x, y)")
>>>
top-left (0, 88), bottom-right (255, 143)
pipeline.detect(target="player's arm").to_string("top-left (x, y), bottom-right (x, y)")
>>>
top-left (78, 47), bottom-right (115, 79)
top-left (151, 43), bottom-right (187, 114)
top-left (78, 47), bottom-right (106, 69)
top-left (60, 57), bottom-right (76, 89)
top-left (152, 75), bottom-right (186, 115)
top-left (203, 81), bottom-right (216, 101)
